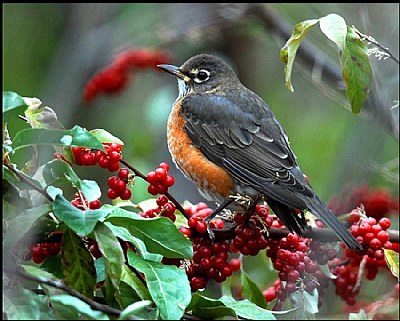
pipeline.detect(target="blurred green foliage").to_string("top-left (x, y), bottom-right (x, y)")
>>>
top-left (3, 3), bottom-right (398, 204)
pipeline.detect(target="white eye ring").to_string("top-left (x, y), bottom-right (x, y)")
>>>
top-left (194, 69), bottom-right (210, 83)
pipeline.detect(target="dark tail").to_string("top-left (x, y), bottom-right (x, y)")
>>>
top-left (308, 195), bottom-right (363, 251)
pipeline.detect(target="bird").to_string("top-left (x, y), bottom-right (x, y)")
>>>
top-left (157, 53), bottom-right (362, 250)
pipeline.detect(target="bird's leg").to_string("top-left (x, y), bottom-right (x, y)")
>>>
top-left (204, 197), bottom-right (235, 224)
top-left (203, 197), bottom-right (235, 241)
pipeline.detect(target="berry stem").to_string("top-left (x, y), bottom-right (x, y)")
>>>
top-left (120, 158), bottom-right (190, 219)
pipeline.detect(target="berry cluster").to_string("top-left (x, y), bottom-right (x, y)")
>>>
top-left (183, 201), bottom-right (226, 234)
top-left (30, 242), bottom-right (61, 264)
top-left (71, 192), bottom-right (101, 210)
top-left (72, 142), bottom-right (122, 172)
top-left (107, 168), bottom-right (132, 200)
top-left (146, 162), bottom-right (175, 195)
top-left (329, 258), bottom-right (360, 305)
top-left (346, 216), bottom-right (393, 280)
top-left (266, 233), bottom-right (331, 309)
top-left (186, 237), bottom-right (240, 291)
top-left (230, 205), bottom-right (270, 256)
top-left (328, 184), bottom-right (399, 221)
top-left (83, 48), bottom-right (170, 103)
top-left (139, 195), bottom-right (177, 222)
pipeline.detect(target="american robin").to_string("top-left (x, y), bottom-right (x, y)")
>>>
top-left (158, 54), bottom-right (362, 250)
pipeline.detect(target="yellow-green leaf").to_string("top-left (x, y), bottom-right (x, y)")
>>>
top-left (384, 249), bottom-right (399, 281)
top-left (280, 18), bottom-right (320, 92)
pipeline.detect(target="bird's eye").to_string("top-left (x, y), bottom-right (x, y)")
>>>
top-left (194, 69), bottom-right (210, 83)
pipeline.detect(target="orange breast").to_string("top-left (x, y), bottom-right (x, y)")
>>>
top-left (167, 98), bottom-right (234, 199)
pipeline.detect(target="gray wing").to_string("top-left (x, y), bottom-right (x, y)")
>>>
top-left (181, 91), bottom-right (315, 210)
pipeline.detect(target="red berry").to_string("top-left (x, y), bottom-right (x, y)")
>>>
top-left (196, 221), bottom-right (208, 234)
top-left (221, 265), bottom-right (233, 277)
top-left (89, 199), bottom-right (101, 209)
top-left (163, 175), bottom-right (175, 188)
top-left (147, 171), bottom-right (158, 185)
top-left (159, 162), bottom-right (170, 172)
top-left (113, 179), bottom-right (127, 195)
top-left (378, 217), bottom-right (391, 230)
top-left (118, 168), bottom-right (130, 180)
top-left (120, 189), bottom-right (132, 200)
top-left (155, 168), bottom-right (167, 180)
top-left (156, 195), bottom-right (169, 207)
top-left (147, 184), bottom-right (158, 196)
top-left (229, 258), bottom-right (241, 271)
top-left (107, 189), bottom-right (118, 199)
top-left (108, 176), bottom-right (118, 189)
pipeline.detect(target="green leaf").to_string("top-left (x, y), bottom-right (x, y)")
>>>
top-left (119, 300), bottom-right (153, 320)
top-left (43, 159), bottom-right (101, 202)
top-left (384, 249), bottom-right (399, 281)
top-left (280, 18), bottom-right (320, 91)
top-left (24, 101), bottom-right (64, 129)
top-left (219, 295), bottom-right (276, 320)
top-left (89, 128), bottom-right (124, 145)
top-left (4, 288), bottom-right (55, 320)
top-left (52, 194), bottom-right (111, 235)
top-left (3, 203), bottom-right (52, 250)
top-left (61, 228), bottom-right (96, 299)
top-left (105, 222), bottom-right (163, 262)
top-left (319, 13), bottom-right (347, 50)
top-left (241, 270), bottom-right (268, 308)
top-left (3, 163), bottom-right (43, 192)
top-left (127, 252), bottom-right (191, 320)
top-left (94, 257), bottom-right (106, 283)
top-left (187, 293), bottom-right (237, 319)
top-left (107, 207), bottom-right (193, 258)
top-left (2, 91), bottom-right (27, 113)
top-left (49, 294), bottom-right (110, 320)
top-left (12, 125), bottom-right (105, 151)
top-left (341, 26), bottom-right (373, 113)
top-left (121, 264), bottom-right (152, 301)
top-left (93, 222), bottom-right (125, 307)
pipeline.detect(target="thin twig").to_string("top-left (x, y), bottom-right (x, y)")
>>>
top-left (2, 159), bottom-right (53, 202)
top-left (13, 265), bottom-right (122, 317)
top-left (120, 158), bottom-right (191, 219)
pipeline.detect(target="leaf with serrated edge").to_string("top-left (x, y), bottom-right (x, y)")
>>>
top-left (127, 252), bottom-right (191, 320)
top-left (61, 228), bottom-right (96, 298)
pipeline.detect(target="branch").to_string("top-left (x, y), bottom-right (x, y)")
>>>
top-left (14, 265), bottom-right (122, 317)
top-left (120, 158), bottom-right (191, 219)
top-left (2, 159), bottom-right (53, 202)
